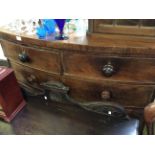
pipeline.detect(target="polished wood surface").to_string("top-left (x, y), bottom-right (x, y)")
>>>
top-left (10, 62), bottom-right (60, 83)
top-left (10, 61), bottom-right (60, 96)
top-left (62, 77), bottom-right (154, 108)
top-left (1, 40), bottom-right (61, 74)
top-left (2, 26), bottom-right (155, 58)
top-left (63, 53), bottom-right (155, 84)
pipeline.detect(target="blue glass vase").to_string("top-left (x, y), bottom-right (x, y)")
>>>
top-left (54, 19), bottom-right (68, 40)
top-left (42, 19), bottom-right (56, 35)
top-left (36, 26), bottom-right (46, 39)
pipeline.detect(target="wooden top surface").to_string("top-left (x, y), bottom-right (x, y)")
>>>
top-left (1, 27), bottom-right (155, 57)
top-left (0, 67), bottom-right (13, 81)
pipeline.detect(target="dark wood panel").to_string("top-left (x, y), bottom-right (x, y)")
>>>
top-left (62, 76), bottom-right (154, 108)
top-left (10, 61), bottom-right (60, 87)
top-left (1, 40), bottom-right (61, 74)
top-left (63, 53), bottom-right (155, 84)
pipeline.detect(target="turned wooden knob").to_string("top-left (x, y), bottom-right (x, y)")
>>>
top-left (18, 52), bottom-right (29, 62)
top-left (101, 90), bottom-right (111, 100)
top-left (102, 62), bottom-right (115, 77)
top-left (27, 74), bottom-right (37, 83)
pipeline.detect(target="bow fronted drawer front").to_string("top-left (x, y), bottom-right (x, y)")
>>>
top-left (62, 77), bottom-right (154, 108)
top-left (1, 40), bottom-right (61, 75)
top-left (63, 53), bottom-right (155, 84)
top-left (10, 62), bottom-right (60, 96)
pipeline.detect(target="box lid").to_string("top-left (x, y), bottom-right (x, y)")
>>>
top-left (0, 67), bottom-right (13, 81)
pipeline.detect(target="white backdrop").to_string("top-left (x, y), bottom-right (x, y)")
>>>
top-left (0, 45), bottom-right (6, 59)
top-left (0, 19), bottom-right (13, 59)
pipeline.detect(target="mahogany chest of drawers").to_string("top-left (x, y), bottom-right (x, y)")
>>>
top-left (1, 22), bottom-right (155, 119)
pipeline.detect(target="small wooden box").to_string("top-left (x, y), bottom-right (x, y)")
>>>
top-left (0, 67), bottom-right (26, 122)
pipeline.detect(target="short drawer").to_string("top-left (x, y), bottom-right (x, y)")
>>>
top-left (10, 61), bottom-right (60, 88)
top-left (63, 77), bottom-right (154, 108)
top-left (1, 40), bottom-right (61, 74)
top-left (63, 53), bottom-right (155, 84)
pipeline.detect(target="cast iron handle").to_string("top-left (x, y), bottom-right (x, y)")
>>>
top-left (41, 81), bottom-right (128, 119)
top-left (102, 62), bottom-right (115, 77)
top-left (18, 52), bottom-right (29, 62)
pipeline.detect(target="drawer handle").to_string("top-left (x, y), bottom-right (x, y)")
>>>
top-left (18, 52), bottom-right (29, 62)
top-left (26, 74), bottom-right (37, 83)
top-left (101, 90), bottom-right (111, 100)
top-left (102, 62), bottom-right (115, 77)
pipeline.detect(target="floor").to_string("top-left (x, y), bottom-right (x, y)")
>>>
top-left (0, 96), bottom-right (110, 135)
top-left (0, 95), bottom-right (145, 135)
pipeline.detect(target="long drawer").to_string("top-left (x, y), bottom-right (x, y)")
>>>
top-left (63, 53), bottom-right (155, 84)
top-left (62, 76), bottom-right (155, 108)
top-left (1, 40), bottom-right (61, 74)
